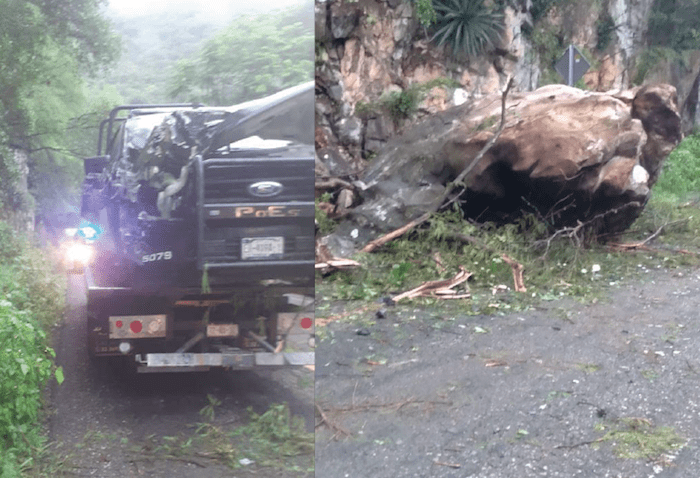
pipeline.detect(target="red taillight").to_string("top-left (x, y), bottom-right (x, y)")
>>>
top-left (130, 321), bottom-right (143, 333)
top-left (300, 317), bottom-right (312, 329)
top-left (115, 320), bottom-right (123, 328)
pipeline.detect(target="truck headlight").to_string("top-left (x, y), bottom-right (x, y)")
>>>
top-left (65, 242), bottom-right (93, 265)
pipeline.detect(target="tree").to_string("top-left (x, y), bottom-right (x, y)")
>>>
top-left (0, 0), bottom-right (119, 217)
top-left (647, 0), bottom-right (700, 51)
top-left (169, 1), bottom-right (313, 105)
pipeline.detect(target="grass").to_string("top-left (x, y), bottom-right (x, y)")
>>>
top-left (594, 418), bottom-right (685, 461)
top-left (317, 194), bottom-right (700, 323)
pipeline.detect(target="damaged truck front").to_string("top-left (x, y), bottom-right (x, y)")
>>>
top-left (79, 82), bottom-right (315, 372)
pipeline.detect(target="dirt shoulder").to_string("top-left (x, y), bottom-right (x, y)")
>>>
top-left (315, 266), bottom-right (700, 477)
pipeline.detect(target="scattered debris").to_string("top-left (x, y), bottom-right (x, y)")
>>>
top-left (315, 241), bottom-right (361, 273)
top-left (433, 459), bottom-right (461, 469)
top-left (361, 212), bottom-right (432, 253)
top-left (315, 404), bottom-right (352, 441)
top-left (485, 359), bottom-right (508, 367)
top-left (392, 267), bottom-right (472, 302)
top-left (432, 251), bottom-right (446, 273)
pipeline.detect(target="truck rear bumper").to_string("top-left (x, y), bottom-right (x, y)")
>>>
top-left (134, 351), bottom-right (314, 373)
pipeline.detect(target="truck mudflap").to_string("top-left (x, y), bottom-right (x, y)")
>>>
top-left (135, 351), bottom-right (314, 373)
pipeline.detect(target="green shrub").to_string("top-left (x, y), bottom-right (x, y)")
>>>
top-left (0, 300), bottom-right (55, 452)
top-left (379, 77), bottom-right (461, 122)
top-left (0, 220), bottom-right (64, 474)
top-left (431, 0), bottom-right (505, 58)
top-left (595, 12), bottom-right (615, 51)
top-left (413, 0), bottom-right (437, 28)
top-left (654, 132), bottom-right (700, 199)
top-left (530, 0), bottom-right (563, 24)
top-left (382, 88), bottom-right (423, 121)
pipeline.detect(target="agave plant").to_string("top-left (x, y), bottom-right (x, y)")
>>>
top-left (431, 0), bottom-right (505, 58)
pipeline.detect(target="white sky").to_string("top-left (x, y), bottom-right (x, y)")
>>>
top-left (106, 0), bottom-right (306, 18)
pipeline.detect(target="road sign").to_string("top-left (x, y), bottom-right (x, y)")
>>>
top-left (554, 45), bottom-right (590, 86)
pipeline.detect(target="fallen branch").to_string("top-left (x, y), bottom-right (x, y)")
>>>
top-left (392, 266), bottom-right (472, 302)
top-left (361, 77), bottom-right (515, 254)
top-left (535, 201), bottom-right (643, 255)
top-left (361, 212), bottom-right (431, 253)
top-left (316, 241), bottom-right (361, 274)
top-left (326, 397), bottom-right (453, 414)
top-left (433, 459), bottom-right (461, 469)
top-left (315, 404), bottom-right (352, 440)
top-left (314, 258), bottom-right (361, 272)
top-left (315, 303), bottom-right (381, 327)
top-left (315, 177), bottom-right (356, 191)
top-left (554, 437), bottom-right (605, 450)
top-left (444, 232), bottom-right (527, 292)
top-left (500, 254), bottom-right (527, 293)
top-left (606, 219), bottom-right (689, 251)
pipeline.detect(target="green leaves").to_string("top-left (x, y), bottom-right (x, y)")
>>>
top-left (55, 366), bottom-right (64, 385)
top-left (0, 222), bottom-right (66, 470)
top-left (169, 3), bottom-right (313, 105)
top-left (0, 299), bottom-right (54, 452)
top-left (430, 0), bottom-right (505, 59)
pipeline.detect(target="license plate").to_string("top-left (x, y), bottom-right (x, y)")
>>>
top-left (241, 237), bottom-right (284, 259)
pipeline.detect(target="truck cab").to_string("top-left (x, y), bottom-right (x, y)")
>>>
top-left (80, 82), bottom-right (315, 372)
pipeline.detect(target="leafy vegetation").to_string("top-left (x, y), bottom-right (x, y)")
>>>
top-left (430, 0), bottom-right (505, 59)
top-left (595, 418), bottom-right (685, 461)
top-left (169, 1), bottom-right (313, 105)
top-left (0, 0), bottom-right (121, 221)
top-left (356, 77), bottom-right (460, 123)
top-left (0, 222), bottom-right (65, 476)
top-left (137, 400), bottom-right (313, 474)
top-left (631, 0), bottom-right (700, 86)
top-left (414, 0), bottom-right (438, 28)
top-left (230, 403), bottom-right (313, 468)
top-left (595, 12), bottom-right (616, 52)
top-left (647, 0), bottom-right (700, 52)
top-left (653, 131), bottom-right (700, 201)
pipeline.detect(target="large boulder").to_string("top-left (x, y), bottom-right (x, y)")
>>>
top-left (328, 84), bottom-right (681, 252)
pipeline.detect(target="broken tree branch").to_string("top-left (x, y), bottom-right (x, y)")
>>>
top-left (392, 266), bottom-right (472, 302)
top-left (315, 404), bottom-right (352, 440)
top-left (361, 77), bottom-right (515, 253)
top-left (315, 177), bottom-right (356, 191)
top-left (606, 218), bottom-right (689, 251)
top-left (444, 232), bottom-right (527, 292)
top-left (361, 212), bottom-right (431, 253)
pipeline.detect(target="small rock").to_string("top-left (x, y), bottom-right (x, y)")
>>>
top-left (381, 296), bottom-right (396, 307)
top-left (356, 328), bottom-right (371, 336)
top-left (375, 308), bottom-right (387, 319)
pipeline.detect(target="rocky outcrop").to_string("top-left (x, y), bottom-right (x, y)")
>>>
top-left (325, 83), bottom-right (681, 254)
top-left (316, 0), bottom-right (700, 176)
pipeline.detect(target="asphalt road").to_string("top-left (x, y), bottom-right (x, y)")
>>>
top-left (46, 273), bottom-right (313, 478)
top-left (315, 268), bottom-right (700, 478)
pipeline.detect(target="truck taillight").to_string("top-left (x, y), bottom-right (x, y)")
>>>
top-left (130, 320), bottom-right (143, 333)
top-left (110, 315), bottom-right (167, 338)
top-left (300, 317), bottom-right (312, 329)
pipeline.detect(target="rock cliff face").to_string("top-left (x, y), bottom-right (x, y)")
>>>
top-left (316, 0), bottom-right (700, 177)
